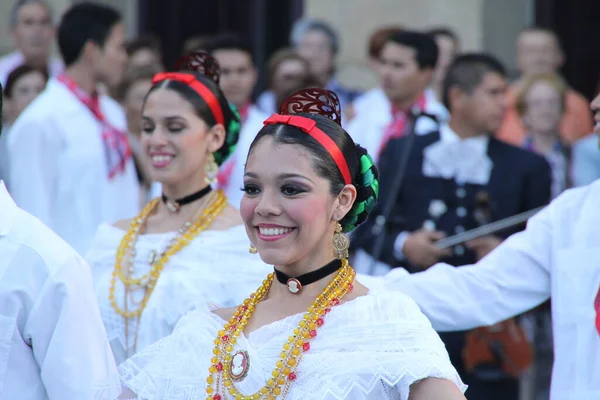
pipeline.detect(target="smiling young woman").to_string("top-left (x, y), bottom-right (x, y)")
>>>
top-left (86, 52), bottom-right (272, 365)
top-left (117, 88), bottom-right (467, 400)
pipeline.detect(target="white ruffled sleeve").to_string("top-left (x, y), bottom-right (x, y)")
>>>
top-left (379, 292), bottom-right (468, 398)
top-left (117, 305), bottom-right (220, 399)
top-left (286, 290), bottom-right (467, 399)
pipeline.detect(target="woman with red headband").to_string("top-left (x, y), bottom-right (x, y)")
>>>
top-left (86, 52), bottom-right (271, 365)
top-left (117, 88), bottom-right (466, 399)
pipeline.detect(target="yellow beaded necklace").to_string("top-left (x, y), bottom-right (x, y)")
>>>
top-left (109, 189), bottom-right (227, 355)
top-left (206, 259), bottom-right (356, 399)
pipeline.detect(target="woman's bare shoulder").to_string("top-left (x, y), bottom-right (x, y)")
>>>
top-left (212, 306), bottom-right (237, 321)
top-left (112, 219), bottom-right (133, 230)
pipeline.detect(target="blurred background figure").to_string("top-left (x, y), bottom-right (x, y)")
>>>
top-left (125, 34), bottom-right (164, 75)
top-left (2, 63), bottom-right (47, 131)
top-left (0, 0), bottom-right (62, 86)
top-left (347, 30), bottom-right (447, 163)
top-left (496, 27), bottom-right (593, 146)
top-left (347, 25), bottom-right (404, 122)
top-left (6, 2), bottom-right (138, 255)
top-left (114, 65), bottom-right (160, 207)
top-left (256, 47), bottom-right (310, 115)
top-left (274, 72), bottom-right (322, 112)
top-left (515, 72), bottom-right (571, 198)
top-left (206, 33), bottom-right (269, 208)
top-left (290, 17), bottom-right (361, 112)
top-left (426, 27), bottom-right (460, 102)
top-left (0, 64), bottom-right (48, 187)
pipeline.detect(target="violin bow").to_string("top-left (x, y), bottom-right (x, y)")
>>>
top-left (434, 205), bottom-right (546, 249)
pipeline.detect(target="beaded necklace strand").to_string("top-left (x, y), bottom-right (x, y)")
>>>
top-left (110, 190), bottom-right (227, 356)
top-left (206, 259), bottom-right (356, 399)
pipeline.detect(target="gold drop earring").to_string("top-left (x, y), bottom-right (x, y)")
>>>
top-left (249, 243), bottom-right (258, 254)
top-left (204, 153), bottom-right (218, 185)
top-left (332, 222), bottom-right (350, 260)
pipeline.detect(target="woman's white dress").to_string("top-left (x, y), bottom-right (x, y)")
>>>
top-left (118, 288), bottom-right (467, 399)
top-left (87, 223), bottom-right (272, 364)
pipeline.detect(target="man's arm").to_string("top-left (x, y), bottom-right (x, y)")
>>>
top-left (389, 199), bottom-right (553, 331)
top-left (27, 249), bottom-right (120, 399)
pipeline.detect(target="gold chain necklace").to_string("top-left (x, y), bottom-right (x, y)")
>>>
top-left (206, 259), bottom-right (356, 399)
top-left (109, 190), bottom-right (227, 356)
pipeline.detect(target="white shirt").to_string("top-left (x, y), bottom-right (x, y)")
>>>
top-left (374, 180), bottom-right (600, 399)
top-left (118, 290), bottom-right (466, 399)
top-left (351, 87), bottom-right (388, 119)
top-left (256, 90), bottom-right (276, 115)
top-left (347, 88), bottom-right (449, 163)
top-left (0, 51), bottom-right (63, 86)
top-left (422, 123), bottom-right (491, 185)
top-left (222, 105), bottom-right (269, 208)
top-left (87, 223), bottom-right (272, 365)
top-left (7, 78), bottom-right (140, 255)
top-left (0, 181), bottom-right (120, 400)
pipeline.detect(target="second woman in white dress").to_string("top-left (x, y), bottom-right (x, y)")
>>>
top-left (87, 52), bottom-right (271, 364)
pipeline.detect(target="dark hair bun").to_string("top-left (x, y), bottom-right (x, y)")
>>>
top-left (340, 144), bottom-right (379, 232)
top-left (174, 51), bottom-right (240, 166)
top-left (214, 102), bottom-right (241, 166)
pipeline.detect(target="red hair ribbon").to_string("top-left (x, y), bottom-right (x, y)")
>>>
top-left (152, 72), bottom-right (224, 126)
top-left (263, 114), bottom-right (352, 185)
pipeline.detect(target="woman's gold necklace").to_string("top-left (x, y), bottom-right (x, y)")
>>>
top-left (206, 259), bottom-right (356, 399)
top-left (109, 190), bottom-right (227, 357)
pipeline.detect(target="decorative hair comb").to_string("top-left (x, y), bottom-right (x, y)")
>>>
top-left (175, 51), bottom-right (221, 84)
top-left (264, 87), bottom-right (350, 184)
top-left (279, 87), bottom-right (342, 126)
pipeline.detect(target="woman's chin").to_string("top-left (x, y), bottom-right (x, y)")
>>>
top-left (255, 249), bottom-right (292, 267)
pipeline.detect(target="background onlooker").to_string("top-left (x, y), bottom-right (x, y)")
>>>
top-left (114, 65), bottom-right (160, 207)
top-left (515, 72), bottom-right (571, 198)
top-left (496, 27), bottom-right (593, 146)
top-left (290, 17), bottom-right (361, 112)
top-left (256, 47), bottom-right (310, 115)
top-left (426, 27), bottom-right (460, 102)
top-left (125, 34), bottom-right (164, 75)
top-left (0, 0), bottom-right (62, 86)
top-left (0, 64), bottom-right (48, 187)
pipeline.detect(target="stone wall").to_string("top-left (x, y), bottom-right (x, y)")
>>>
top-left (305, 0), bottom-right (533, 89)
top-left (0, 0), bottom-right (532, 88)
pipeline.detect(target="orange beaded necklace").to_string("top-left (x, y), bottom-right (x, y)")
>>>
top-left (206, 259), bottom-right (356, 399)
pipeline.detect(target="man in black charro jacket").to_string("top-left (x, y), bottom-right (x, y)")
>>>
top-left (353, 54), bottom-right (552, 400)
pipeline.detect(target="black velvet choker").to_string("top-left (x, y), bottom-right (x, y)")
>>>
top-left (274, 259), bottom-right (342, 295)
top-left (161, 185), bottom-right (212, 213)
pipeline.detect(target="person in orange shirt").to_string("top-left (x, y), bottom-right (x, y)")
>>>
top-left (496, 27), bottom-right (592, 145)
